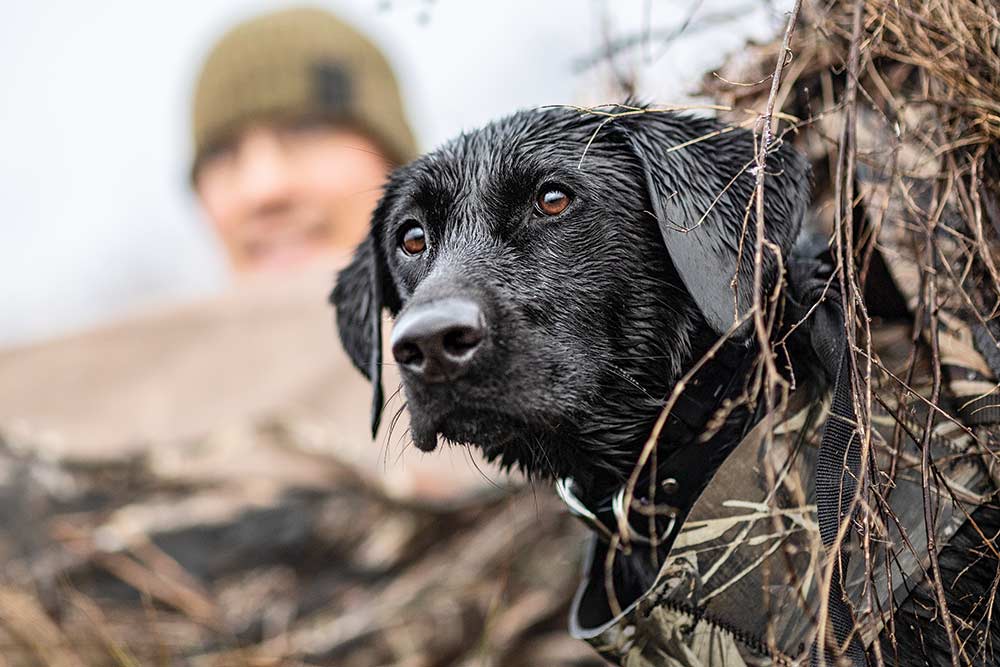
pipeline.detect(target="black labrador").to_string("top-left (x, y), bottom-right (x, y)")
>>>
top-left (332, 107), bottom-right (998, 665)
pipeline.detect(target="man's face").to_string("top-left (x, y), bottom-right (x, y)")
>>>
top-left (195, 120), bottom-right (391, 274)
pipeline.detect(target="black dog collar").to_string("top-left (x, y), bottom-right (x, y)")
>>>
top-left (556, 341), bottom-right (760, 554)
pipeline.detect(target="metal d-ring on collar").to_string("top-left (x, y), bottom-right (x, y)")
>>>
top-left (611, 486), bottom-right (678, 546)
top-left (556, 477), bottom-right (617, 543)
top-left (556, 476), bottom-right (679, 549)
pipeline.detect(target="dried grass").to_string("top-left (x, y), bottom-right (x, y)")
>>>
top-left (696, 0), bottom-right (1000, 662)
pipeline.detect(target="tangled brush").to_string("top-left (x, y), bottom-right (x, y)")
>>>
top-left (698, 0), bottom-right (1000, 663)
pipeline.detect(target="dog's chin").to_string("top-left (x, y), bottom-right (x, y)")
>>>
top-left (406, 403), bottom-right (521, 458)
top-left (408, 421), bottom-right (440, 452)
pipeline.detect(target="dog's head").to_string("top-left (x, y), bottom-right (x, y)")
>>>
top-left (332, 107), bottom-right (809, 491)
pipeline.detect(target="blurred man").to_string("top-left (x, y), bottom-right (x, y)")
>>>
top-left (0, 6), bottom-right (494, 495)
top-left (190, 7), bottom-right (417, 273)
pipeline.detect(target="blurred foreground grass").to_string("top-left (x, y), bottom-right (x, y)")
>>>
top-left (0, 424), bottom-right (602, 667)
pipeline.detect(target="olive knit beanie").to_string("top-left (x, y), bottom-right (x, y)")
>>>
top-left (191, 7), bottom-right (418, 175)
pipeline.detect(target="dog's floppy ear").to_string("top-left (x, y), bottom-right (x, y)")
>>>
top-left (617, 114), bottom-right (810, 339)
top-left (331, 222), bottom-right (400, 438)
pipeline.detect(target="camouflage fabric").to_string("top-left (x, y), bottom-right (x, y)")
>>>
top-left (569, 336), bottom-right (996, 666)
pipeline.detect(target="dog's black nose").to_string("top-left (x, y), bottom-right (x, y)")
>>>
top-left (390, 298), bottom-right (486, 382)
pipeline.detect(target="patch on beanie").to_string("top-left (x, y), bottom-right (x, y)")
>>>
top-left (313, 62), bottom-right (354, 112)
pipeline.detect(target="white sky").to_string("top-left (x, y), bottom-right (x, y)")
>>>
top-left (0, 0), bottom-right (790, 347)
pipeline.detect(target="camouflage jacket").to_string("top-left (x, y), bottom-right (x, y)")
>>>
top-left (563, 292), bottom-right (998, 666)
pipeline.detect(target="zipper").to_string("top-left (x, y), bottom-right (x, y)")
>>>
top-left (649, 596), bottom-right (797, 665)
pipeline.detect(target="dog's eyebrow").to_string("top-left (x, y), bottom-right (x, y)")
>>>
top-left (391, 174), bottom-right (446, 213)
top-left (397, 178), bottom-right (465, 227)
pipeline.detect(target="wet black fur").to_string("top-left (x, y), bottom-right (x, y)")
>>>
top-left (332, 107), bottom-right (999, 665)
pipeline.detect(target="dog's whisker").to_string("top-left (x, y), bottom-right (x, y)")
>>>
top-left (541, 439), bottom-right (560, 480)
top-left (384, 401), bottom-right (409, 471)
top-left (608, 363), bottom-right (658, 402)
top-left (463, 446), bottom-right (502, 490)
top-left (609, 354), bottom-right (677, 361)
top-left (393, 427), bottom-right (415, 466)
top-left (380, 385), bottom-right (406, 460)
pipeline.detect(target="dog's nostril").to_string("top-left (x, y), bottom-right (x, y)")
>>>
top-left (442, 326), bottom-right (483, 357)
top-left (393, 341), bottom-right (424, 367)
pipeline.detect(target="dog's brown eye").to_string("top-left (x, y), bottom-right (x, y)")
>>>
top-left (536, 186), bottom-right (571, 216)
top-left (399, 222), bottom-right (427, 255)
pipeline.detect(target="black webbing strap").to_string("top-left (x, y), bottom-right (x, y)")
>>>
top-left (956, 394), bottom-right (1000, 426)
top-left (972, 323), bottom-right (1000, 380)
top-left (811, 347), bottom-right (868, 666)
top-left (953, 322), bottom-right (1000, 427)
